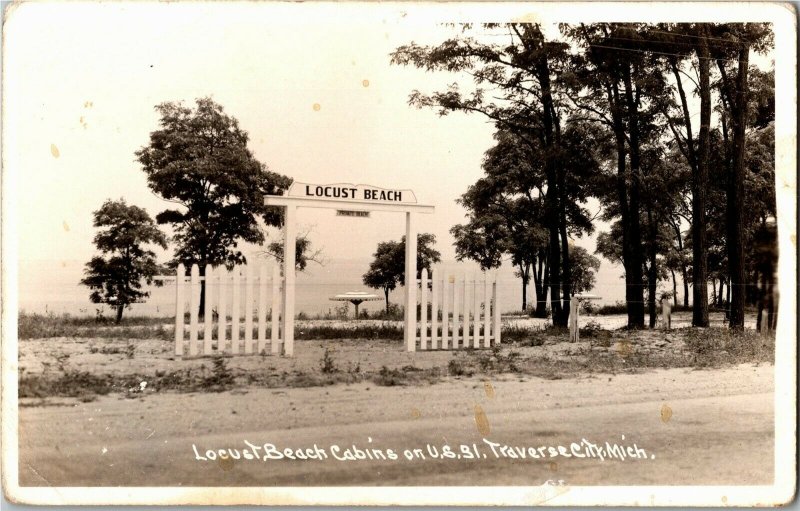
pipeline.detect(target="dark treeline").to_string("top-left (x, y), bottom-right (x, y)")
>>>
top-left (392, 23), bottom-right (776, 331)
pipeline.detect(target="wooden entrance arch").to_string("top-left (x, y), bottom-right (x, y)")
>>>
top-left (264, 183), bottom-right (434, 355)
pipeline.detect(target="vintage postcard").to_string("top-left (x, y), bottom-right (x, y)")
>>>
top-left (2, 1), bottom-right (796, 506)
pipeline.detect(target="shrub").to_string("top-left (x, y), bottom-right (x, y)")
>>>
top-left (447, 358), bottom-right (469, 376)
top-left (320, 348), bottom-right (338, 374)
top-left (595, 302), bottom-right (628, 315)
top-left (372, 366), bottom-right (405, 386)
top-left (200, 357), bottom-right (236, 392)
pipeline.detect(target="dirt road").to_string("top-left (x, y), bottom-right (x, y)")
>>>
top-left (18, 363), bottom-right (773, 487)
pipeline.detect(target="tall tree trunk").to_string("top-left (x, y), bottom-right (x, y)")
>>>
top-left (711, 278), bottom-right (717, 306)
top-left (605, 81), bottom-right (640, 329)
top-left (726, 40), bottom-right (750, 329)
top-left (756, 269), bottom-right (765, 331)
top-left (536, 54), bottom-right (566, 327)
top-left (682, 270), bottom-right (690, 308)
top-left (116, 304), bottom-right (124, 324)
top-left (646, 205), bottom-right (658, 328)
top-left (558, 189), bottom-right (572, 326)
top-left (546, 188), bottom-right (563, 325)
top-left (692, 26), bottom-right (711, 327)
top-left (384, 288), bottom-right (390, 312)
top-left (726, 277), bottom-right (731, 318)
top-left (534, 252), bottom-right (548, 318)
top-left (621, 63), bottom-right (645, 329)
top-left (519, 263), bottom-right (530, 311)
top-left (670, 269), bottom-right (678, 306)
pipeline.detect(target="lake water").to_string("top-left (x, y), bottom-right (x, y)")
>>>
top-left (17, 258), bottom-right (631, 318)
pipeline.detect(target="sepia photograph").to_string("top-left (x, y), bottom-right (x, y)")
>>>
top-left (1, 1), bottom-right (796, 506)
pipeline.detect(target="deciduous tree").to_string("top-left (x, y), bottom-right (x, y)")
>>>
top-left (81, 199), bottom-right (167, 323)
top-left (363, 234), bottom-right (442, 311)
top-left (136, 97), bottom-right (291, 315)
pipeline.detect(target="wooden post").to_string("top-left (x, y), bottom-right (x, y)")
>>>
top-left (175, 264), bottom-right (185, 356)
top-left (282, 205), bottom-right (297, 356)
top-left (430, 267), bottom-right (439, 349)
top-left (203, 265), bottom-right (214, 356)
top-left (404, 211), bottom-right (417, 352)
top-left (257, 264), bottom-right (268, 354)
top-left (420, 268), bottom-right (428, 350)
top-left (189, 264), bottom-right (199, 356)
top-left (662, 298), bottom-right (672, 330)
top-left (569, 297), bottom-right (579, 342)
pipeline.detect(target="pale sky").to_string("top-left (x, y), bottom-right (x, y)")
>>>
top-left (6, 3), bottom-right (507, 265)
top-left (3, 2), bottom-right (775, 273)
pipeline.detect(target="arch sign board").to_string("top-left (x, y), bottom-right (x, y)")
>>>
top-left (264, 183), bottom-right (434, 356)
top-left (289, 182), bottom-right (418, 204)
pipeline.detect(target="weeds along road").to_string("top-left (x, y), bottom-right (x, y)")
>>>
top-left (18, 364), bottom-right (773, 488)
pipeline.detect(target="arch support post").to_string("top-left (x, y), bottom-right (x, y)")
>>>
top-left (282, 205), bottom-right (297, 356)
top-left (404, 211), bottom-right (417, 352)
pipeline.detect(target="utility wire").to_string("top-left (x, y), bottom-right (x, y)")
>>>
top-left (587, 43), bottom-right (753, 64)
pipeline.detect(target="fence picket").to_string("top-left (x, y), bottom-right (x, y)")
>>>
top-left (430, 267), bottom-right (439, 349)
top-left (180, 263), bottom-right (500, 358)
top-left (420, 268), bottom-right (428, 350)
top-left (462, 273), bottom-right (470, 347)
top-left (472, 273), bottom-right (480, 348)
top-left (187, 264), bottom-right (199, 356)
top-left (203, 266), bottom-right (214, 355)
top-left (218, 269), bottom-right (227, 351)
top-left (231, 268), bottom-right (240, 354)
top-left (484, 273), bottom-right (491, 348)
top-left (244, 265), bottom-right (254, 354)
top-left (257, 264), bottom-right (268, 354)
top-left (454, 274), bottom-right (462, 349)
top-left (441, 274), bottom-right (450, 349)
top-left (175, 264), bottom-right (185, 356)
top-left (493, 276), bottom-right (501, 345)
top-left (271, 265), bottom-right (281, 354)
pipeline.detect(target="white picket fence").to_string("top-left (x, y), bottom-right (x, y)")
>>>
top-left (415, 268), bottom-right (500, 350)
top-left (174, 263), bottom-right (284, 357)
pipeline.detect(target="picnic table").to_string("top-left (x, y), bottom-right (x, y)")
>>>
top-left (329, 291), bottom-right (382, 320)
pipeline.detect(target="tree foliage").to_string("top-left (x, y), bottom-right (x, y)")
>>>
top-left (395, 22), bottom-right (774, 331)
top-left (363, 234), bottom-right (442, 311)
top-left (136, 97), bottom-right (291, 314)
top-left (264, 229), bottom-right (325, 273)
top-left (80, 199), bottom-right (167, 322)
top-left (136, 97), bottom-right (291, 270)
top-left (569, 246), bottom-right (601, 294)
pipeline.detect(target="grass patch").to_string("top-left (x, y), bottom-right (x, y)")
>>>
top-left (19, 371), bottom-right (114, 399)
top-left (295, 324), bottom-right (404, 341)
top-left (19, 312), bottom-right (171, 340)
top-left (682, 327), bottom-right (774, 367)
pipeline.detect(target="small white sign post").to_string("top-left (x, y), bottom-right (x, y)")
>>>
top-left (569, 293), bottom-right (602, 342)
top-left (265, 182), bottom-right (434, 355)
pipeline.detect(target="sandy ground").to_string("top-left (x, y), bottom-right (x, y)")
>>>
top-left (18, 363), bottom-right (773, 487)
top-left (18, 311), bottom-right (743, 379)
